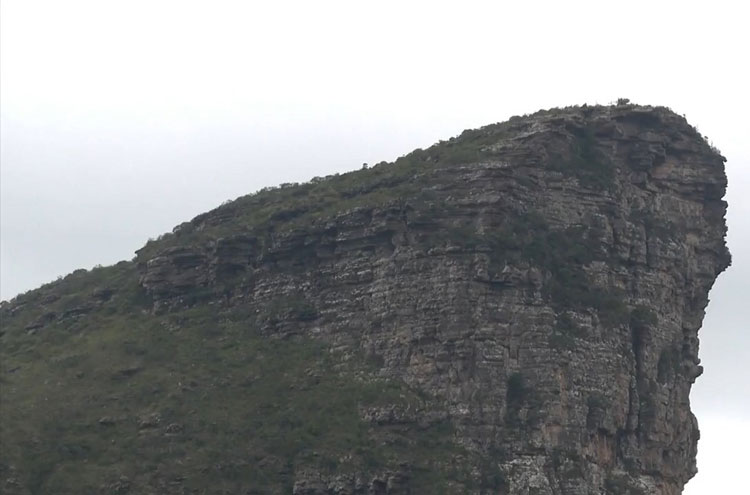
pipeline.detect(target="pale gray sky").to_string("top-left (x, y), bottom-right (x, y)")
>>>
top-left (1, 1), bottom-right (748, 492)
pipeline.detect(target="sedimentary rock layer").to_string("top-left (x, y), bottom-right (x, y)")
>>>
top-left (1, 104), bottom-right (730, 494)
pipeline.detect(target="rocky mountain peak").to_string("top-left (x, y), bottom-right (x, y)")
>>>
top-left (0, 103), bottom-right (730, 494)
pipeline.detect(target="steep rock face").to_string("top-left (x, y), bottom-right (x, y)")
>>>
top-left (0, 104), bottom-right (730, 494)
top-left (138, 105), bottom-right (729, 494)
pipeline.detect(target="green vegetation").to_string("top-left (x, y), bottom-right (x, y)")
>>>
top-left (505, 372), bottom-right (542, 426)
top-left (477, 212), bottom-right (629, 328)
top-left (442, 209), bottom-right (630, 329)
top-left (630, 305), bottom-right (658, 334)
top-left (262, 294), bottom-right (318, 324)
top-left (1, 295), bottom-right (477, 493)
top-left (586, 392), bottom-right (610, 429)
top-left (550, 312), bottom-right (586, 349)
top-left (657, 345), bottom-right (681, 384)
top-left (527, 225), bottom-right (616, 315)
top-left (604, 473), bottom-right (646, 495)
top-left (134, 123), bottom-right (516, 262)
top-left (551, 125), bottom-right (617, 190)
top-left (506, 372), bottom-right (527, 404)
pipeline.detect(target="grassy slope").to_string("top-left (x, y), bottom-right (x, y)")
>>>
top-left (1, 269), bottom-right (476, 493)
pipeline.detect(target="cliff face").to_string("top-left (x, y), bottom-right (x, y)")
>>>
top-left (0, 104), bottom-right (730, 494)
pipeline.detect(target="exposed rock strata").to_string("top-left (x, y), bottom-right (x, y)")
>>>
top-left (1, 104), bottom-right (730, 494)
top-left (144, 106), bottom-right (728, 494)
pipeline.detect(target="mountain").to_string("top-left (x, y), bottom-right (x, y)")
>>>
top-left (0, 103), bottom-right (730, 494)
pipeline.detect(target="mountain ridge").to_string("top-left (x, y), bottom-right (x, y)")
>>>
top-left (0, 103), bottom-right (730, 494)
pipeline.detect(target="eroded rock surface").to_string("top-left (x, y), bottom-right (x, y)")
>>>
top-left (1, 104), bottom-right (729, 494)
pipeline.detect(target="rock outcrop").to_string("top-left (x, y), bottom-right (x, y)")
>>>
top-left (0, 104), bottom-right (730, 494)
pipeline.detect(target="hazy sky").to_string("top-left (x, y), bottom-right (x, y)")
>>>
top-left (1, 1), bottom-right (747, 492)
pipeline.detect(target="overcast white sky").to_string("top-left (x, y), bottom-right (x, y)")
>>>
top-left (1, 1), bottom-right (747, 492)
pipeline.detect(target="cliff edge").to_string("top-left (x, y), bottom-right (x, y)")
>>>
top-left (0, 103), bottom-right (730, 494)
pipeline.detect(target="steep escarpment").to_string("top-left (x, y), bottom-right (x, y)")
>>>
top-left (0, 104), bottom-right (730, 494)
